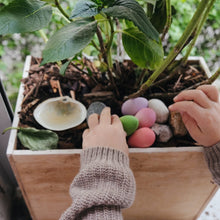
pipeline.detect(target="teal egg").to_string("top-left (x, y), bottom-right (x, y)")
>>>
top-left (120, 115), bottom-right (139, 136)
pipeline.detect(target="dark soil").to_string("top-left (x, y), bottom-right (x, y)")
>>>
top-left (17, 57), bottom-right (208, 150)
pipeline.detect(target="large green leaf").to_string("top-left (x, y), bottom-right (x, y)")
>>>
top-left (42, 18), bottom-right (97, 64)
top-left (17, 127), bottom-right (58, 151)
top-left (102, 0), bottom-right (159, 42)
top-left (70, 0), bottom-right (99, 19)
top-left (150, 0), bottom-right (167, 33)
top-left (0, 0), bottom-right (52, 34)
top-left (122, 27), bottom-right (164, 70)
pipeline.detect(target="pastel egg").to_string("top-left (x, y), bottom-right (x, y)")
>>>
top-left (135, 108), bottom-right (156, 128)
top-left (128, 127), bottom-right (156, 148)
top-left (121, 97), bottom-right (148, 115)
top-left (148, 99), bottom-right (169, 123)
top-left (120, 115), bottom-right (139, 136)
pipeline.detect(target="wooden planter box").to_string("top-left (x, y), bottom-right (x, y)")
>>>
top-left (7, 56), bottom-right (218, 220)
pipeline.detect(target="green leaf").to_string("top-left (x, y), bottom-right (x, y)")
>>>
top-left (102, 0), bottom-right (159, 42)
top-left (0, 0), bottom-right (52, 35)
top-left (122, 27), bottom-right (164, 70)
top-left (17, 127), bottom-right (58, 151)
top-left (41, 18), bottom-right (97, 65)
top-left (60, 60), bottom-right (71, 75)
top-left (150, 0), bottom-right (167, 33)
top-left (70, 0), bottom-right (99, 19)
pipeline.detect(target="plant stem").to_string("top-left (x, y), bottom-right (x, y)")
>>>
top-left (38, 29), bottom-right (48, 43)
top-left (128, 0), bottom-right (210, 98)
top-left (208, 67), bottom-right (220, 84)
top-left (91, 40), bottom-right (101, 52)
top-left (96, 26), bottom-right (120, 97)
top-left (136, 69), bottom-right (148, 86)
top-left (96, 27), bottom-right (107, 63)
top-left (2, 127), bottom-right (20, 135)
top-left (106, 17), bottom-right (114, 68)
top-left (161, 0), bottom-right (171, 41)
top-left (54, 0), bottom-right (71, 22)
top-left (182, 0), bottom-right (216, 65)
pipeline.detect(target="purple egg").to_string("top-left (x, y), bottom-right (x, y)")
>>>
top-left (121, 97), bottom-right (148, 115)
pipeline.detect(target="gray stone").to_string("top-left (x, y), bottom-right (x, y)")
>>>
top-left (152, 123), bottom-right (173, 143)
top-left (87, 102), bottom-right (106, 122)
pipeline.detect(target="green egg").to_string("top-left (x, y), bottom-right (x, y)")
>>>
top-left (120, 115), bottom-right (139, 136)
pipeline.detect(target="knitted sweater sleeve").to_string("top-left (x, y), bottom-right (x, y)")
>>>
top-left (59, 147), bottom-right (136, 220)
top-left (203, 142), bottom-right (220, 186)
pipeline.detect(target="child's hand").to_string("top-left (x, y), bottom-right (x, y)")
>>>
top-left (83, 107), bottom-right (129, 155)
top-left (169, 85), bottom-right (220, 147)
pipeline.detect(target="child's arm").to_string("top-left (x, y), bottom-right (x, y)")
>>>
top-left (169, 85), bottom-right (220, 185)
top-left (60, 107), bottom-right (136, 220)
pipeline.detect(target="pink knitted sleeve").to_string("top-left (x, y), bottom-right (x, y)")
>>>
top-left (203, 142), bottom-right (220, 186)
top-left (59, 147), bottom-right (136, 220)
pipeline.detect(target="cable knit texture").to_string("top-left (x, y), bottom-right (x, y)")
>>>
top-left (203, 142), bottom-right (220, 185)
top-left (59, 147), bottom-right (136, 220)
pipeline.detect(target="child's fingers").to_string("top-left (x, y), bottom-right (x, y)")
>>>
top-left (173, 90), bottom-right (211, 108)
top-left (197, 85), bottom-right (219, 103)
top-left (82, 129), bottom-right (89, 139)
top-left (99, 107), bottom-right (111, 125)
top-left (181, 112), bottom-right (202, 140)
top-left (88, 113), bottom-right (99, 129)
top-left (111, 114), bottom-right (124, 129)
top-left (169, 101), bottom-right (204, 122)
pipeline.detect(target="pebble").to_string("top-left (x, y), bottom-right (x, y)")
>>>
top-left (148, 99), bottom-right (169, 123)
top-left (128, 127), bottom-right (156, 148)
top-left (121, 97), bottom-right (148, 115)
top-left (120, 115), bottom-right (139, 136)
top-left (169, 111), bottom-right (187, 136)
top-left (87, 102), bottom-right (106, 122)
top-left (151, 123), bottom-right (173, 143)
top-left (135, 108), bottom-right (156, 128)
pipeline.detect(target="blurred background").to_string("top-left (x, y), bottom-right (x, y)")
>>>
top-left (0, 0), bottom-right (219, 110)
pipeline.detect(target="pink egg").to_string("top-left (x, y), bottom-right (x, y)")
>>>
top-left (121, 97), bottom-right (148, 115)
top-left (135, 108), bottom-right (156, 128)
top-left (128, 127), bottom-right (156, 148)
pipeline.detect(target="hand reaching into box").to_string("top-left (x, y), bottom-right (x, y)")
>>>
top-left (169, 85), bottom-right (220, 147)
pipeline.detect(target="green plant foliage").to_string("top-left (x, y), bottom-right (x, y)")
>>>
top-left (0, 0), bottom-right (52, 34)
top-left (70, 0), bottom-right (100, 19)
top-left (41, 18), bottom-right (97, 64)
top-left (149, 0), bottom-right (167, 33)
top-left (60, 60), bottom-right (71, 75)
top-left (103, 0), bottom-right (160, 42)
top-left (2, 127), bottom-right (58, 151)
top-left (122, 27), bottom-right (164, 70)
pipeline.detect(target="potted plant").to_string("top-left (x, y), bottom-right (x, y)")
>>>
top-left (1, 0), bottom-right (220, 219)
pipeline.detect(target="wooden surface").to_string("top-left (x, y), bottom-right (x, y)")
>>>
top-left (6, 56), bottom-right (218, 220)
top-left (7, 147), bottom-right (217, 220)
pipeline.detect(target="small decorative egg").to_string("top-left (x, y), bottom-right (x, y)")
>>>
top-left (120, 115), bottom-right (139, 136)
top-left (87, 102), bottom-right (106, 122)
top-left (151, 123), bottom-right (173, 143)
top-left (121, 97), bottom-right (148, 115)
top-left (148, 99), bottom-right (169, 123)
top-left (135, 108), bottom-right (156, 128)
top-left (128, 127), bottom-right (156, 148)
